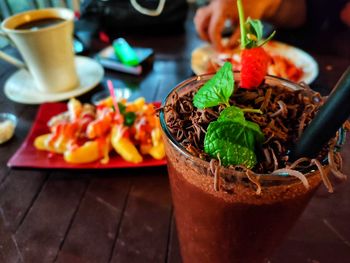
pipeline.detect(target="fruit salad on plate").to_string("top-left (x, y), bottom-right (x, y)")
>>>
top-left (34, 97), bottom-right (165, 164)
top-left (207, 42), bottom-right (304, 83)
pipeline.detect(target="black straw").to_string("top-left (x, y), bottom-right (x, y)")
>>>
top-left (290, 66), bottom-right (350, 161)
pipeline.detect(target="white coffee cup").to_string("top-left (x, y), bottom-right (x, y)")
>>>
top-left (0, 8), bottom-right (79, 93)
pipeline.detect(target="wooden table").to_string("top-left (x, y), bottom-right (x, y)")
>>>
top-left (1, 5), bottom-right (350, 263)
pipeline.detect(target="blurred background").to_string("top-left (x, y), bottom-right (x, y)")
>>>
top-left (0, 0), bottom-right (207, 47)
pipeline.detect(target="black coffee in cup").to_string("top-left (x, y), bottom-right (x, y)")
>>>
top-left (1, 8), bottom-right (78, 93)
top-left (15, 18), bottom-right (64, 31)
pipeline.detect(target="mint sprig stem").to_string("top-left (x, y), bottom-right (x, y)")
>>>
top-left (257, 31), bottom-right (276, 47)
top-left (237, 0), bottom-right (246, 49)
top-left (242, 108), bottom-right (263, 114)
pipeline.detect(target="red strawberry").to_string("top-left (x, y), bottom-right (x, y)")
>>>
top-left (240, 47), bottom-right (269, 89)
top-left (236, 0), bottom-right (275, 89)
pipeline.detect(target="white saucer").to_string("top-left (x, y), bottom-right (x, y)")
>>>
top-left (4, 56), bottom-right (104, 104)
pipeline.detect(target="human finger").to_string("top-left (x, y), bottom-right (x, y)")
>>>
top-left (194, 6), bottom-right (212, 41)
top-left (226, 27), bottom-right (241, 49)
top-left (207, 7), bottom-right (226, 51)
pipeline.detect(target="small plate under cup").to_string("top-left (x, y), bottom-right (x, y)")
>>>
top-left (4, 56), bottom-right (104, 104)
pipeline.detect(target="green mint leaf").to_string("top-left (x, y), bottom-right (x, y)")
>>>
top-left (124, 111), bottom-right (136, 127)
top-left (244, 121), bottom-right (265, 144)
top-left (246, 18), bottom-right (263, 42)
top-left (218, 105), bottom-right (245, 123)
top-left (204, 121), bottom-right (257, 168)
top-left (218, 106), bottom-right (265, 144)
top-left (193, 62), bottom-right (234, 109)
top-left (242, 18), bottom-right (266, 48)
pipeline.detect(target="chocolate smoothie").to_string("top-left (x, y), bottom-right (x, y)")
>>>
top-left (160, 73), bottom-right (344, 263)
top-left (165, 138), bottom-right (322, 263)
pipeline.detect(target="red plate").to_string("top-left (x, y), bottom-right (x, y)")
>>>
top-left (8, 102), bottom-right (166, 169)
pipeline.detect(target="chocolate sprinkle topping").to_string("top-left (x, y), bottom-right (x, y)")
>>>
top-left (163, 80), bottom-right (348, 193)
top-left (165, 82), bottom-right (324, 173)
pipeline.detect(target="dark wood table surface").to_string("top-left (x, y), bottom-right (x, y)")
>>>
top-left (1, 6), bottom-right (350, 263)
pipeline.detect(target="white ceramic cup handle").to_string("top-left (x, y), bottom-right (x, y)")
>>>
top-left (0, 31), bottom-right (27, 69)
